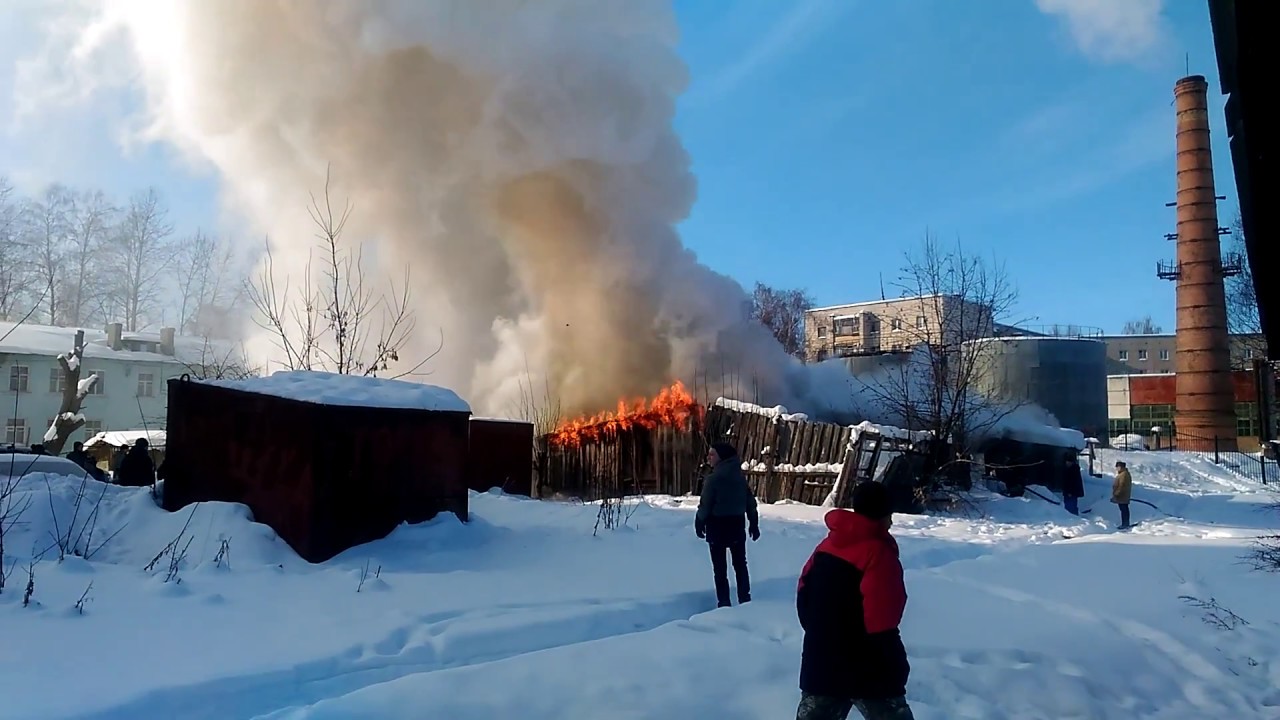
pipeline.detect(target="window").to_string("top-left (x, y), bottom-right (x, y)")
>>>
top-left (1245, 348), bottom-right (1255, 360)
top-left (1130, 404), bottom-right (1175, 434)
top-left (82, 420), bottom-right (103, 439)
top-left (1236, 402), bottom-right (1259, 438)
top-left (1107, 419), bottom-right (1132, 437)
top-left (891, 318), bottom-right (902, 331)
top-left (868, 320), bottom-right (880, 334)
top-left (4, 419), bottom-right (28, 446)
top-left (1137, 349), bottom-right (1148, 361)
top-left (49, 367), bottom-right (67, 393)
top-left (1118, 350), bottom-right (1129, 361)
top-left (1159, 349), bottom-right (1170, 361)
top-left (8, 365), bottom-right (29, 393)
top-left (915, 316), bottom-right (927, 329)
top-left (834, 318), bottom-right (858, 336)
top-left (137, 372), bottom-right (155, 397)
top-left (87, 369), bottom-right (105, 395)
top-left (816, 326), bottom-right (826, 338)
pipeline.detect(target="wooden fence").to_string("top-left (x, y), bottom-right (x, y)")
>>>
top-left (535, 400), bottom-right (921, 507)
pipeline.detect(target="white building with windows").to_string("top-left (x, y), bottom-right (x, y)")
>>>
top-left (1, 321), bottom-right (245, 448)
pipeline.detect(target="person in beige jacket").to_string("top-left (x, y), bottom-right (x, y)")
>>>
top-left (1112, 460), bottom-right (1133, 529)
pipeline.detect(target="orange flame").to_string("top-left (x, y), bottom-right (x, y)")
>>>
top-left (549, 381), bottom-right (703, 447)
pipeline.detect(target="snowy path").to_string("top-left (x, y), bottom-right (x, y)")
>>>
top-left (2, 452), bottom-right (1278, 719)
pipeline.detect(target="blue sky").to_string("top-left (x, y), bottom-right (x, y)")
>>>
top-left (1, 0), bottom-right (1233, 334)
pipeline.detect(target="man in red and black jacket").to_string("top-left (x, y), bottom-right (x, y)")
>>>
top-left (795, 482), bottom-right (915, 720)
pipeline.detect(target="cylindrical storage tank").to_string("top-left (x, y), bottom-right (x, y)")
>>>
top-left (964, 337), bottom-right (1108, 438)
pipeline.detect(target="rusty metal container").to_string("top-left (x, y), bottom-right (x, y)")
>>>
top-left (163, 377), bottom-right (469, 562)
top-left (467, 418), bottom-right (534, 495)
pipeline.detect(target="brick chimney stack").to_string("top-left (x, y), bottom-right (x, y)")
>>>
top-left (1167, 75), bottom-right (1237, 448)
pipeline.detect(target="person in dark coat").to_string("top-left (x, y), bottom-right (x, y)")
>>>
top-left (115, 438), bottom-right (156, 487)
top-left (1061, 451), bottom-right (1085, 516)
top-left (65, 441), bottom-right (96, 474)
top-left (796, 481), bottom-right (914, 720)
top-left (695, 442), bottom-right (760, 608)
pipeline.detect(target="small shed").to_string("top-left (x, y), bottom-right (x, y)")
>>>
top-left (163, 371), bottom-right (471, 563)
top-left (84, 430), bottom-right (166, 469)
top-left (467, 418), bottom-right (534, 495)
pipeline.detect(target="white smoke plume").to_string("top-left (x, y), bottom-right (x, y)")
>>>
top-left (25, 0), bottom-right (841, 417)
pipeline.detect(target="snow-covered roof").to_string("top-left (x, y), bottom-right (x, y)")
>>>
top-left (208, 371), bottom-right (472, 413)
top-left (0, 320), bottom-right (235, 366)
top-left (713, 397), bottom-right (809, 422)
top-left (85, 430), bottom-right (167, 449)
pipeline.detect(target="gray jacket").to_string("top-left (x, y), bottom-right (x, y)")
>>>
top-left (696, 459), bottom-right (760, 528)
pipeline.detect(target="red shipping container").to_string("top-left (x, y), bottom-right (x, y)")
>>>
top-left (468, 418), bottom-right (534, 495)
top-left (163, 374), bottom-right (470, 563)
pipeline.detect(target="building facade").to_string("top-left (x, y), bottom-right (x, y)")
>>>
top-left (1106, 370), bottom-right (1268, 450)
top-left (1, 321), bottom-right (241, 448)
top-left (803, 294), bottom-right (995, 361)
top-left (1101, 333), bottom-right (1266, 375)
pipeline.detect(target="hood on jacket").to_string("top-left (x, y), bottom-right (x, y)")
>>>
top-left (822, 509), bottom-right (889, 545)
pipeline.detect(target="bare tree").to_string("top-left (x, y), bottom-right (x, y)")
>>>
top-left (41, 330), bottom-right (99, 455)
top-left (174, 230), bottom-right (247, 338)
top-left (63, 189), bottom-right (115, 327)
top-left (246, 171), bottom-right (440, 377)
top-left (107, 188), bottom-right (175, 331)
top-left (749, 282), bottom-right (813, 358)
top-left (0, 177), bottom-right (30, 320)
top-left (1224, 212), bottom-right (1266, 360)
top-left (181, 338), bottom-right (260, 380)
top-left (1121, 316), bottom-right (1162, 335)
top-left (862, 233), bottom-right (1023, 452)
top-left (22, 184), bottom-right (73, 325)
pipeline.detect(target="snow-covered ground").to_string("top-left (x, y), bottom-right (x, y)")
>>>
top-left (1, 449), bottom-right (1277, 719)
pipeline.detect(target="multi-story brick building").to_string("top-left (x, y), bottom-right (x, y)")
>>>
top-left (803, 294), bottom-right (996, 362)
top-left (1106, 369), bottom-right (1271, 450)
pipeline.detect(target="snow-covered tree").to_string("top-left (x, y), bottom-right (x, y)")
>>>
top-left (42, 330), bottom-right (100, 456)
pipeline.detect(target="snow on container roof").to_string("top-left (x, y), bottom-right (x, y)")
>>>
top-left (207, 370), bottom-right (471, 413)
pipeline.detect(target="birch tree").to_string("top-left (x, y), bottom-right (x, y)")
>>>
top-left (108, 188), bottom-right (175, 331)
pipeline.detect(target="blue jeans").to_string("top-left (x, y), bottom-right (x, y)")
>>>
top-left (1063, 495), bottom-right (1079, 515)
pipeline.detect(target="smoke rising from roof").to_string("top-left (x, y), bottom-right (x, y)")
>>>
top-left (31, 0), bottom-right (837, 415)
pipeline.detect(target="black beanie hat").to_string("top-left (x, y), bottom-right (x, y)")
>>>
top-left (711, 442), bottom-right (738, 461)
top-left (852, 481), bottom-right (892, 520)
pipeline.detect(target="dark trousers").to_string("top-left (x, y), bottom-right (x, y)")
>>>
top-left (1063, 495), bottom-right (1079, 515)
top-left (796, 693), bottom-right (915, 720)
top-left (706, 516), bottom-right (750, 607)
top-left (1119, 502), bottom-right (1131, 527)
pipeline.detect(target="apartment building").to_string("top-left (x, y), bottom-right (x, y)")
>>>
top-left (1, 321), bottom-right (242, 447)
top-left (1101, 333), bottom-right (1266, 375)
top-left (803, 294), bottom-right (996, 361)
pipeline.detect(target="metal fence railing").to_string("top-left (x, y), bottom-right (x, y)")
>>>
top-left (1149, 431), bottom-right (1273, 485)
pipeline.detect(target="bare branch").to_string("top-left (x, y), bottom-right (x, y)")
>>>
top-left (245, 167), bottom-right (438, 377)
top-left (858, 232), bottom-right (1029, 451)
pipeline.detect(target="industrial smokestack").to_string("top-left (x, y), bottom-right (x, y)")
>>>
top-left (1169, 75), bottom-right (1237, 448)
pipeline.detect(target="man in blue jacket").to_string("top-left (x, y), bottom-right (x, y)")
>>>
top-left (695, 442), bottom-right (760, 608)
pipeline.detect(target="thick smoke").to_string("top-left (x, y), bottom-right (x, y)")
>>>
top-left (47, 0), bottom-right (839, 416)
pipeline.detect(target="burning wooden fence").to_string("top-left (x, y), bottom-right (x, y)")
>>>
top-left (536, 388), bottom-right (924, 507)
